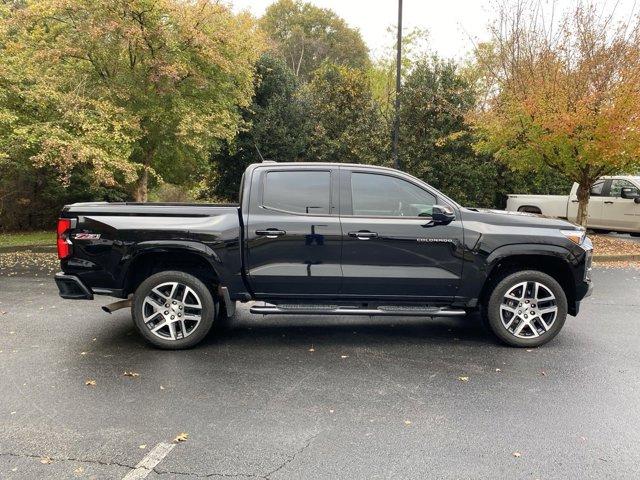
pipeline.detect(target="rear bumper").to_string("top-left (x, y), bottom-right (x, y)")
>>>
top-left (55, 273), bottom-right (94, 300)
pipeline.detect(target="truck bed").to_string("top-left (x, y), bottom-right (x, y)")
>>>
top-left (505, 194), bottom-right (569, 218)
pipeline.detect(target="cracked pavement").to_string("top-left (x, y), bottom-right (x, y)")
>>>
top-left (1, 267), bottom-right (640, 479)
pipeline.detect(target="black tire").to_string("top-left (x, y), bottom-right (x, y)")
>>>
top-left (484, 270), bottom-right (567, 347)
top-left (132, 270), bottom-right (215, 349)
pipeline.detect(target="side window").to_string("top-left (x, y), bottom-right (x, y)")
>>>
top-left (590, 180), bottom-right (605, 197)
top-left (351, 173), bottom-right (437, 217)
top-left (263, 170), bottom-right (331, 214)
top-left (609, 179), bottom-right (639, 198)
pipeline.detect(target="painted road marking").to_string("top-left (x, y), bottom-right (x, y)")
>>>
top-left (122, 442), bottom-right (176, 480)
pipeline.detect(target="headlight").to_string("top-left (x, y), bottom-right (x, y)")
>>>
top-left (560, 228), bottom-right (586, 245)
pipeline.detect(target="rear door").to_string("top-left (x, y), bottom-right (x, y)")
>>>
top-left (338, 167), bottom-right (464, 301)
top-left (245, 166), bottom-right (342, 297)
top-left (569, 179), bottom-right (606, 227)
top-left (586, 179), bottom-right (607, 228)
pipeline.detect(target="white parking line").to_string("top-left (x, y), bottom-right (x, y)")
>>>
top-left (122, 442), bottom-right (176, 480)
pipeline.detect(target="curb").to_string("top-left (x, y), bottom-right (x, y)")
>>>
top-left (593, 254), bottom-right (640, 262)
top-left (0, 244), bottom-right (56, 253)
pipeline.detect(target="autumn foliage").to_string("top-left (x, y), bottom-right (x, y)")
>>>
top-left (471, 1), bottom-right (640, 225)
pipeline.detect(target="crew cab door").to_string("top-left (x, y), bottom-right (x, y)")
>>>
top-left (245, 166), bottom-right (342, 297)
top-left (603, 179), bottom-right (640, 231)
top-left (338, 168), bottom-right (464, 301)
top-left (567, 180), bottom-right (606, 226)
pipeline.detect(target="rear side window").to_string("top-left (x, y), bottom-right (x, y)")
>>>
top-left (590, 180), bottom-right (605, 196)
top-left (263, 170), bottom-right (331, 214)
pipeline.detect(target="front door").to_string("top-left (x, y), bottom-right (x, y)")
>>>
top-left (338, 168), bottom-right (464, 301)
top-left (603, 179), bottom-right (640, 231)
top-left (246, 167), bottom-right (342, 297)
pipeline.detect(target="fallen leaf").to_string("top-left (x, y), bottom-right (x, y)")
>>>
top-left (139, 444), bottom-right (146, 449)
top-left (173, 432), bottom-right (189, 443)
top-left (340, 355), bottom-right (349, 359)
top-left (329, 409), bottom-right (334, 413)
top-left (526, 349), bottom-right (533, 352)
top-left (0, 310), bottom-right (6, 315)
top-left (10, 411), bottom-right (16, 415)
top-left (404, 420), bottom-right (412, 425)
top-left (160, 385), bottom-right (165, 390)
top-left (80, 352), bottom-right (88, 356)
top-left (40, 456), bottom-right (53, 464)
top-left (512, 451), bottom-right (522, 458)
top-left (123, 371), bottom-right (140, 377)
top-left (458, 376), bottom-right (469, 382)
top-left (495, 368), bottom-right (501, 372)
top-left (540, 371), bottom-right (547, 376)
top-left (92, 337), bottom-right (97, 342)
top-left (308, 347), bottom-right (315, 352)
top-left (85, 379), bottom-right (96, 387)
top-left (74, 466), bottom-right (84, 474)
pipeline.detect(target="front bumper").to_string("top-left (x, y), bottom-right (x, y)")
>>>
top-left (55, 273), bottom-right (94, 300)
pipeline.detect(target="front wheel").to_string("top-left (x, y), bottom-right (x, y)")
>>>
top-left (484, 270), bottom-right (567, 347)
top-left (132, 271), bottom-right (215, 349)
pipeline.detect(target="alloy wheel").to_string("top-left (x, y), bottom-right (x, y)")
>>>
top-left (142, 282), bottom-right (202, 340)
top-left (499, 281), bottom-right (558, 339)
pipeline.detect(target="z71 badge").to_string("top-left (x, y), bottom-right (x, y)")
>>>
top-left (74, 232), bottom-right (101, 240)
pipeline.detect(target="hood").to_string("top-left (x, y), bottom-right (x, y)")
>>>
top-left (460, 207), bottom-right (581, 230)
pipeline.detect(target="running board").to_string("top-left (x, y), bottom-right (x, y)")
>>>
top-left (249, 304), bottom-right (466, 317)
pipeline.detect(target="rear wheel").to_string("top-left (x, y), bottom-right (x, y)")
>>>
top-left (132, 271), bottom-right (215, 349)
top-left (484, 270), bottom-right (567, 347)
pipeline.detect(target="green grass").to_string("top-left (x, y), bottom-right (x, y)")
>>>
top-left (0, 230), bottom-right (54, 247)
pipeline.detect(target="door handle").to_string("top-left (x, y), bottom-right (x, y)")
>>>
top-left (604, 201), bottom-right (614, 204)
top-left (349, 231), bottom-right (378, 240)
top-left (255, 229), bottom-right (286, 238)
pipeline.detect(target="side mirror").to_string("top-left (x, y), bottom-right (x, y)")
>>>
top-left (620, 187), bottom-right (640, 200)
top-left (431, 205), bottom-right (456, 225)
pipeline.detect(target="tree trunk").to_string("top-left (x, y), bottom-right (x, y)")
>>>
top-left (133, 147), bottom-right (154, 202)
top-left (575, 182), bottom-right (590, 227)
top-left (134, 167), bottom-right (148, 202)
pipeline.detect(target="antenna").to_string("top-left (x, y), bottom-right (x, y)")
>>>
top-left (253, 142), bottom-right (275, 163)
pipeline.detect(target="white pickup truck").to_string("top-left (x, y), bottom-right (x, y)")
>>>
top-left (506, 176), bottom-right (640, 235)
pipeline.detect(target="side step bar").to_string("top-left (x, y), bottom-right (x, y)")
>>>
top-left (250, 304), bottom-right (466, 317)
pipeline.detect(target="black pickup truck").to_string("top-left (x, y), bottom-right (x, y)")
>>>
top-left (55, 162), bottom-right (593, 349)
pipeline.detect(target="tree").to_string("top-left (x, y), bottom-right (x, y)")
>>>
top-left (305, 63), bottom-right (389, 166)
top-left (471, 1), bottom-right (640, 225)
top-left (1, 0), bottom-right (264, 201)
top-left (208, 54), bottom-right (310, 201)
top-left (260, 0), bottom-right (370, 80)
top-left (399, 56), bottom-right (498, 206)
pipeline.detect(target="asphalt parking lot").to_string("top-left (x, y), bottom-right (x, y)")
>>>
top-left (1, 267), bottom-right (639, 479)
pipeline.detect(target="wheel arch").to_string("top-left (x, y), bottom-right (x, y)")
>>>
top-left (123, 246), bottom-right (221, 297)
top-left (480, 247), bottom-right (577, 315)
top-left (517, 205), bottom-right (542, 214)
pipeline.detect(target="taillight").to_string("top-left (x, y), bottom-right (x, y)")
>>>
top-left (57, 218), bottom-right (72, 259)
